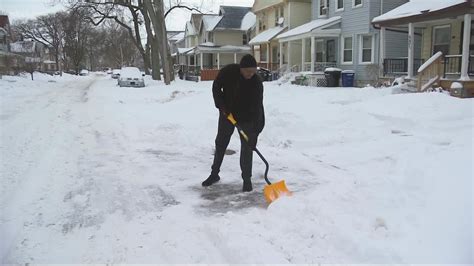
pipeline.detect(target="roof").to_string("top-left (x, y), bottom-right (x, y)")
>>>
top-left (10, 41), bottom-right (36, 53)
top-left (169, 32), bottom-right (185, 42)
top-left (277, 16), bottom-right (341, 39)
top-left (241, 12), bottom-right (256, 31)
top-left (215, 6), bottom-right (252, 30)
top-left (196, 44), bottom-right (251, 53)
top-left (177, 47), bottom-right (195, 54)
top-left (201, 14), bottom-right (223, 32)
top-left (372, 0), bottom-right (469, 25)
top-left (249, 26), bottom-right (287, 45)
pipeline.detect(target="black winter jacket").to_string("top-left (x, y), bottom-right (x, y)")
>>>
top-left (212, 64), bottom-right (265, 132)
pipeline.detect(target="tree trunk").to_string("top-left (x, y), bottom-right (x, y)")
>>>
top-left (152, 37), bottom-right (161, 80)
top-left (142, 6), bottom-right (160, 79)
top-left (143, 0), bottom-right (172, 85)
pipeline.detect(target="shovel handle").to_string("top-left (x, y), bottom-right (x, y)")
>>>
top-left (225, 113), bottom-right (271, 185)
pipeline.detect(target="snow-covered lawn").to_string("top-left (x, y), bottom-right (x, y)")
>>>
top-left (1, 72), bottom-right (472, 263)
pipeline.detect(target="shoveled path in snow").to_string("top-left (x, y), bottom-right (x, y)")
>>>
top-left (1, 73), bottom-right (472, 263)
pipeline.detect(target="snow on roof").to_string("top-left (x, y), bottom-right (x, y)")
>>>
top-left (241, 11), bottom-right (256, 31)
top-left (199, 42), bottom-right (217, 47)
top-left (10, 41), bottom-right (36, 53)
top-left (202, 15), bottom-right (223, 32)
top-left (249, 26), bottom-right (287, 45)
top-left (277, 16), bottom-right (341, 39)
top-left (196, 45), bottom-right (251, 53)
top-left (372, 0), bottom-right (466, 23)
top-left (169, 32), bottom-right (185, 41)
top-left (177, 47), bottom-right (195, 54)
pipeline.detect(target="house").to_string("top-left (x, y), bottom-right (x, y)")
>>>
top-left (249, 0), bottom-right (313, 71)
top-left (273, 0), bottom-right (416, 86)
top-left (0, 15), bottom-right (17, 75)
top-left (179, 6), bottom-right (256, 79)
top-left (372, 0), bottom-right (473, 96)
top-left (168, 31), bottom-right (185, 65)
top-left (10, 39), bottom-right (45, 72)
top-left (180, 6), bottom-right (255, 69)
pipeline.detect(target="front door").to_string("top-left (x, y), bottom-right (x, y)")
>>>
top-left (326, 39), bottom-right (336, 63)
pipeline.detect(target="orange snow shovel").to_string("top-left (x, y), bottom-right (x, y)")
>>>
top-left (226, 113), bottom-right (292, 203)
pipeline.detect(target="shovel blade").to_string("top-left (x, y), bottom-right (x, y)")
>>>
top-left (263, 180), bottom-right (292, 203)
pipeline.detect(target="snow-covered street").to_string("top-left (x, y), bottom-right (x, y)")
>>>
top-left (0, 73), bottom-right (472, 263)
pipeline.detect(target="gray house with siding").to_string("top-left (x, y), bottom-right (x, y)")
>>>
top-left (276, 0), bottom-right (421, 85)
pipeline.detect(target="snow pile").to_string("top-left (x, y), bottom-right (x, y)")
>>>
top-left (1, 74), bottom-right (472, 263)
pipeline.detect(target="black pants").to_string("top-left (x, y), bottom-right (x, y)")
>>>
top-left (211, 113), bottom-right (258, 181)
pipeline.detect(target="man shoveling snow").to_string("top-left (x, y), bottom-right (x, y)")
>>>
top-left (202, 54), bottom-right (265, 192)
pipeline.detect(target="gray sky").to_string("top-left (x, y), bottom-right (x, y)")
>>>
top-left (1, 0), bottom-right (254, 30)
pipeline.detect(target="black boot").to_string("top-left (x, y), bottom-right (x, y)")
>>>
top-left (202, 174), bottom-right (220, 187)
top-left (242, 179), bottom-right (253, 192)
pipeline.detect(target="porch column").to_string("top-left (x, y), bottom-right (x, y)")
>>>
top-left (279, 42), bottom-right (283, 68)
top-left (267, 43), bottom-right (270, 69)
top-left (287, 41), bottom-right (292, 69)
top-left (217, 53), bottom-right (220, 69)
top-left (302, 38), bottom-right (306, 71)
top-left (407, 22), bottom-right (414, 79)
top-left (194, 54), bottom-right (197, 67)
top-left (460, 13), bottom-right (472, 80)
top-left (200, 52), bottom-right (203, 69)
top-left (380, 26), bottom-right (386, 77)
top-left (310, 36), bottom-right (315, 72)
top-left (234, 53), bottom-right (237, 64)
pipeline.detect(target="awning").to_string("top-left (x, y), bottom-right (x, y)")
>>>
top-left (196, 45), bottom-right (251, 54)
top-left (372, 0), bottom-right (467, 26)
top-left (177, 47), bottom-right (195, 55)
top-left (248, 26), bottom-right (287, 45)
top-left (277, 16), bottom-right (341, 42)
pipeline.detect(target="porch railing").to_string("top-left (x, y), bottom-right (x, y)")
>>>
top-left (383, 58), bottom-right (424, 76)
top-left (417, 52), bottom-right (443, 91)
top-left (443, 55), bottom-right (474, 77)
top-left (315, 62), bottom-right (337, 72)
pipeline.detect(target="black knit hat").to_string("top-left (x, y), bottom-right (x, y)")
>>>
top-left (239, 54), bottom-right (257, 68)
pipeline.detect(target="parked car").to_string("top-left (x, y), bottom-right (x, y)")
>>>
top-left (257, 67), bottom-right (272, 81)
top-left (106, 68), bottom-right (113, 74)
top-left (118, 67), bottom-right (145, 87)
top-left (111, 69), bottom-right (121, 79)
top-left (79, 69), bottom-right (89, 76)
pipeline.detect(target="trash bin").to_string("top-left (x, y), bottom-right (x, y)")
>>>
top-left (341, 70), bottom-right (355, 87)
top-left (324, 68), bottom-right (342, 87)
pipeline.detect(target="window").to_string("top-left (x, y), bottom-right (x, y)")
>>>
top-left (243, 33), bottom-right (248, 45)
top-left (432, 25), bottom-right (450, 55)
top-left (353, 0), bottom-right (362, 8)
top-left (315, 40), bottom-right (324, 62)
top-left (342, 36), bottom-right (353, 63)
top-left (208, 32), bottom-right (214, 43)
top-left (319, 0), bottom-right (328, 16)
top-left (360, 35), bottom-right (373, 63)
top-left (336, 0), bottom-right (344, 11)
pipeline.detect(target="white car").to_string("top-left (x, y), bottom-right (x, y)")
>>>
top-left (111, 69), bottom-right (121, 79)
top-left (79, 69), bottom-right (89, 76)
top-left (118, 67), bottom-right (145, 87)
top-left (106, 68), bottom-right (113, 74)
